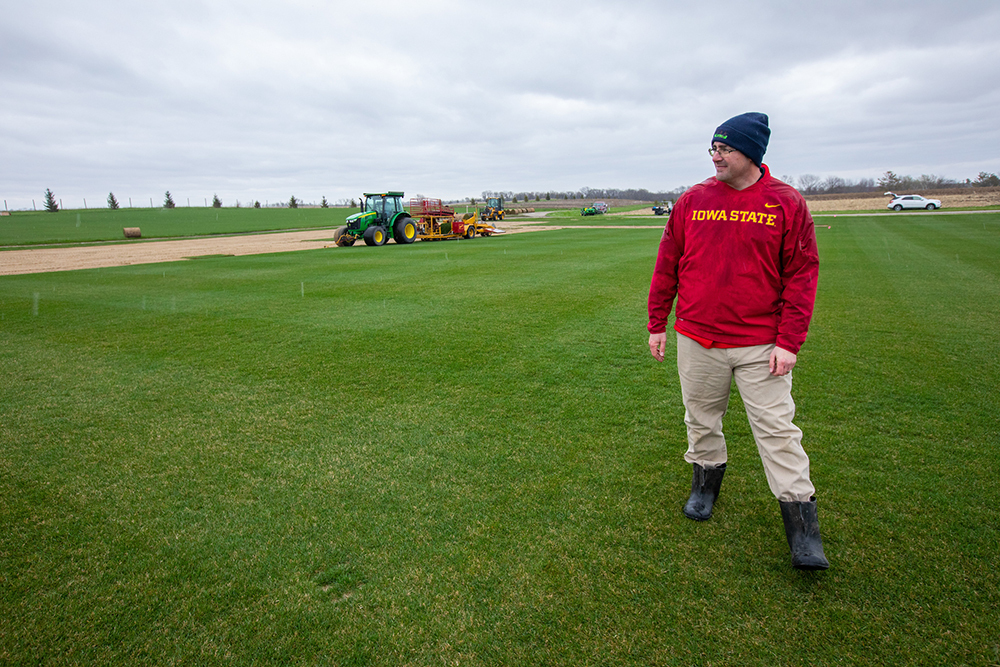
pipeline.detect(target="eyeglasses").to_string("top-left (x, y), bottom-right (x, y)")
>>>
top-left (708, 146), bottom-right (737, 157)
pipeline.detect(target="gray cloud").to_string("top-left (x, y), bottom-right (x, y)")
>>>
top-left (3, 0), bottom-right (999, 209)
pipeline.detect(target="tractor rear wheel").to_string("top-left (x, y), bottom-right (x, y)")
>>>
top-left (364, 225), bottom-right (388, 246)
top-left (394, 217), bottom-right (417, 244)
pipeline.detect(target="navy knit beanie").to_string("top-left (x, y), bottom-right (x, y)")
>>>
top-left (712, 112), bottom-right (770, 166)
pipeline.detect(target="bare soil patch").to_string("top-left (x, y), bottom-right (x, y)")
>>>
top-left (1, 224), bottom-right (543, 276)
top-left (1, 229), bottom-right (341, 276)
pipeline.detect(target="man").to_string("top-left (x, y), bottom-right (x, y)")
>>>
top-left (647, 112), bottom-right (829, 570)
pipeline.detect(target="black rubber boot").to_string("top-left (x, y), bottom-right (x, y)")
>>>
top-left (779, 497), bottom-right (830, 570)
top-left (682, 463), bottom-right (726, 521)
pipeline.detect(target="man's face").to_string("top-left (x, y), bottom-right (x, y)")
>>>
top-left (711, 142), bottom-right (758, 187)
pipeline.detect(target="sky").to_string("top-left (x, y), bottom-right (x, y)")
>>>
top-left (3, 0), bottom-right (1000, 209)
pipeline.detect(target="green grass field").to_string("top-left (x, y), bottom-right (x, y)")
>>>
top-left (2, 213), bottom-right (999, 665)
top-left (0, 207), bottom-right (356, 246)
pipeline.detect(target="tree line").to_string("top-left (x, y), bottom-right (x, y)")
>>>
top-left (481, 186), bottom-right (689, 204)
top-left (789, 171), bottom-right (1000, 195)
top-left (32, 190), bottom-right (343, 212)
top-left (481, 170), bottom-right (1000, 204)
top-left (28, 170), bottom-right (1000, 213)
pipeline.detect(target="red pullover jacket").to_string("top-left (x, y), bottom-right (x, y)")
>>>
top-left (647, 164), bottom-right (819, 354)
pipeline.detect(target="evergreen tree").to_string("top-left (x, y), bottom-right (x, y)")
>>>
top-left (320, 196), bottom-right (329, 208)
top-left (43, 188), bottom-right (59, 212)
top-left (164, 191), bottom-right (176, 208)
top-left (974, 171), bottom-right (1000, 187)
top-left (254, 201), bottom-right (261, 209)
top-left (108, 192), bottom-right (120, 210)
top-left (212, 194), bottom-right (222, 208)
top-left (877, 171), bottom-right (901, 190)
top-left (288, 196), bottom-right (299, 209)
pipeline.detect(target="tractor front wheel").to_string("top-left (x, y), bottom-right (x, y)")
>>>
top-left (364, 225), bottom-right (388, 246)
top-left (334, 226), bottom-right (355, 247)
top-left (394, 217), bottom-right (417, 244)
top-left (464, 223), bottom-right (476, 239)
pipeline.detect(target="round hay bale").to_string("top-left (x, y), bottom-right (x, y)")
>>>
top-left (123, 227), bottom-right (141, 238)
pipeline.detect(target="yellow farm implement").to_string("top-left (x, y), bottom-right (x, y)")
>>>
top-left (409, 198), bottom-right (503, 241)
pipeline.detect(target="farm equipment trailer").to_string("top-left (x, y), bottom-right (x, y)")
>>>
top-left (333, 192), bottom-right (502, 247)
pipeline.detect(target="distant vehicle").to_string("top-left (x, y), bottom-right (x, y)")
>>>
top-left (480, 196), bottom-right (505, 222)
top-left (593, 201), bottom-right (609, 213)
top-left (652, 201), bottom-right (673, 216)
top-left (887, 194), bottom-right (942, 211)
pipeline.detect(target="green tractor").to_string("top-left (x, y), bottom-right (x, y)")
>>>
top-left (334, 192), bottom-right (418, 247)
top-left (479, 196), bottom-right (505, 222)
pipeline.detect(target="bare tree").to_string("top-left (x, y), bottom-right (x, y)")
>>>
top-left (797, 174), bottom-right (821, 194)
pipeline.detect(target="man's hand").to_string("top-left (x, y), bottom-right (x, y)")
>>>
top-left (649, 332), bottom-right (667, 362)
top-left (769, 346), bottom-right (797, 376)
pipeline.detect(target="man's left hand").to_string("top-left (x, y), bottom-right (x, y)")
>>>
top-left (769, 346), bottom-right (797, 376)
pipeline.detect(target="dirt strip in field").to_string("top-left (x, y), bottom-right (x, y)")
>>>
top-left (1, 222), bottom-right (553, 276)
top-left (1, 229), bottom-right (344, 276)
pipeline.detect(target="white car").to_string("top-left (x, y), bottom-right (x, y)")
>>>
top-left (887, 194), bottom-right (942, 211)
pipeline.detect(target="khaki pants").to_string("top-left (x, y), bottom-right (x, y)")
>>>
top-left (676, 333), bottom-right (815, 502)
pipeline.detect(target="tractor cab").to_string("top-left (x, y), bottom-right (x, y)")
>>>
top-left (362, 193), bottom-right (405, 224)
